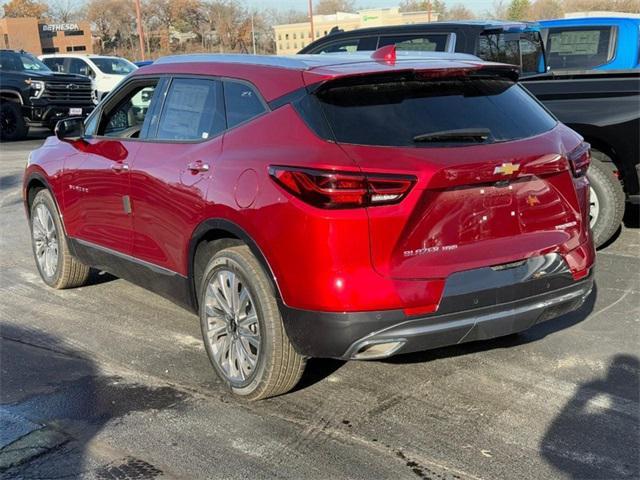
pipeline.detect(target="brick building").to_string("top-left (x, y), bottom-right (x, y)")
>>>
top-left (274, 7), bottom-right (438, 55)
top-left (0, 18), bottom-right (93, 55)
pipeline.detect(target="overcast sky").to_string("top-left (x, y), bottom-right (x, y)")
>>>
top-left (252, 0), bottom-right (497, 15)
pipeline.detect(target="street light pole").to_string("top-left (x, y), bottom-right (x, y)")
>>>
top-left (134, 0), bottom-right (145, 60)
top-left (251, 11), bottom-right (256, 54)
top-left (308, 0), bottom-right (314, 40)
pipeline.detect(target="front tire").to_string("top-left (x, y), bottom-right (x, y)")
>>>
top-left (30, 190), bottom-right (90, 289)
top-left (587, 153), bottom-right (625, 248)
top-left (199, 245), bottom-right (305, 400)
top-left (0, 101), bottom-right (28, 141)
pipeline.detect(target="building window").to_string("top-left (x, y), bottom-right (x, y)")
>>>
top-left (301, 31), bottom-right (304, 38)
top-left (324, 30), bottom-right (328, 35)
top-left (316, 31), bottom-right (320, 38)
top-left (294, 42), bottom-right (297, 49)
top-left (73, 45), bottom-right (86, 51)
top-left (279, 43), bottom-right (282, 50)
top-left (43, 47), bottom-right (59, 53)
top-left (293, 33), bottom-right (296, 39)
top-left (308, 31), bottom-right (312, 38)
top-left (286, 42), bottom-right (289, 49)
top-left (64, 30), bottom-right (84, 36)
top-left (285, 33), bottom-right (289, 40)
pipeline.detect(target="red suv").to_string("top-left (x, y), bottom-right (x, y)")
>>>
top-left (24, 50), bottom-right (595, 400)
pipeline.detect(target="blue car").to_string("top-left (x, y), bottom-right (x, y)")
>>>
top-left (539, 17), bottom-right (640, 71)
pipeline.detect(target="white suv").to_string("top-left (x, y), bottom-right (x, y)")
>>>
top-left (39, 54), bottom-right (137, 101)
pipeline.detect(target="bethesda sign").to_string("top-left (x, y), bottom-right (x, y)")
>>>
top-left (41, 23), bottom-right (80, 32)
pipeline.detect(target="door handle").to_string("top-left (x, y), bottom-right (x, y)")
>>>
top-left (187, 160), bottom-right (209, 174)
top-left (111, 162), bottom-right (129, 173)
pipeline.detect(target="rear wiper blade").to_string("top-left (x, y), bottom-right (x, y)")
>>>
top-left (413, 128), bottom-right (492, 143)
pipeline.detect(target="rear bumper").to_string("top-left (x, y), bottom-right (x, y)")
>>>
top-left (281, 264), bottom-right (594, 360)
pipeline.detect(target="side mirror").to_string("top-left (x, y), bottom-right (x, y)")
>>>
top-left (55, 117), bottom-right (85, 141)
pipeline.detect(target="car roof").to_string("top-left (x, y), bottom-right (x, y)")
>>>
top-left (303, 19), bottom-right (540, 39)
top-left (141, 51), bottom-right (515, 102)
top-left (153, 51), bottom-right (482, 72)
top-left (39, 54), bottom-right (122, 59)
top-left (539, 17), bottom-right (640, 27)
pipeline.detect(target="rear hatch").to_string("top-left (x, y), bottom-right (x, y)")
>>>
top-left (310, 68), bottom-right (586, 279)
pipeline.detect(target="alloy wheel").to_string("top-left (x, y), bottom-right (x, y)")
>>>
top-left (32, 204), bottom-right (59, 278)
top-left (203, 269), bottom-right (261, 384)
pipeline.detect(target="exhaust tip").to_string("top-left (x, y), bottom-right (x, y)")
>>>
top-left (351, 340), bottom-right (406, 360)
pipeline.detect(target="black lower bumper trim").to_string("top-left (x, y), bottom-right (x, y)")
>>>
top-left (281, 272), bottom-right (593, 360)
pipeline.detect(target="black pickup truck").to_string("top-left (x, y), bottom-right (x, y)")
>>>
top-left (300, 22), bottom-right (638, 247)
top-left (0, 49), bottom-right (95, 141)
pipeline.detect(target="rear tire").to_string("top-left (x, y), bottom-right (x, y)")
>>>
top-left (30, 190), bottom-right (91, 289)
top-left (587, 153), bottom-right (625, 248)
top-left (0, 101), bottom-right (28, 141)
top-left (199, 245), bottom-right (305, 400)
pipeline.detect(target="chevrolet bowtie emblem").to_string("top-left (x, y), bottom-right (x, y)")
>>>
top-left (494, 162), bottom-right (520, 176)
top-left (526, 194), bottom-right (540, 207)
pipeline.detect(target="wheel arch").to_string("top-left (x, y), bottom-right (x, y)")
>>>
top-left (188, 218), bottom-right (283, 311)
top-left (0, 89), bottom-right (23, 104)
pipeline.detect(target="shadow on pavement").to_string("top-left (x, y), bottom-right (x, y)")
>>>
top-left (540, 354), bottom-right (640, 479)
top-left (0, 323), bottom-right (188, 478)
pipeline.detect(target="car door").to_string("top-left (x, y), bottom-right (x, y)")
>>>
top-left (61, 77), bottom-right (162, 256)
top-left (129, 77), bottom-right (226, 275)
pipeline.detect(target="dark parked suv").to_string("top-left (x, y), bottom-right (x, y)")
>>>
top-left (0, 49), bottom-right (94, 140)
top-left (24, 52), bottom-right (594, 400)
top-left (299, 20), bottom-right (547, 76)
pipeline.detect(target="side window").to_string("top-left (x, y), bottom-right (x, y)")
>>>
top-left (378, 34), bottom-right (448, 52)
top-left (478, 33), bottom-right (520, 67)
top-left (0, 51), bottom-right (21, 71)
top-left (313, 39), bottom-right (360, 54)
top-left (546, 27), bottom-right (613, 69)
top-left (155, 78), bottom-right (224, 141)
top-left (68, 58), bottom-right (94, 78)
top-left (97, 81), bottom-right (159, 138)
top-left (43, 57), bottom-right (65, 72)
top-left (224, 81), bottom-right (266, 129)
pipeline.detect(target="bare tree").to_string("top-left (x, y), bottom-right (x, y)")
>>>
top-left (2, 0), bottom-right (48, 18)
top-left (530, 0), bottom-right (564, 19)
top-left (314, 0), bottom-right (356, 15)
top-left (483, 0), bottom-right (509, 19)
top-left (443, 4), bottom-right (475, 20)
top-left (48, 0), bottom-right (84, 22)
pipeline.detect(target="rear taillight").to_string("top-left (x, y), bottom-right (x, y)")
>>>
top-left (568, 142), bottom-right (591, 178)
top-left (269, 166), bottom-right (415, 209)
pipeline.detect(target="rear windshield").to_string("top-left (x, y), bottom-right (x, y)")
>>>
top-left (312, 75), bottom-right (557, 147)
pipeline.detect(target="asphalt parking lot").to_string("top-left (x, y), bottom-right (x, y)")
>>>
top-left (1, 131), bottom-right (639, 480)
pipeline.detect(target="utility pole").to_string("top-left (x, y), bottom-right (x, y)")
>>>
top-left (134, 0), bottom-right (145, 60)
top-left (308, 0), bottom-right (314, 40)
top-left (251, 11), bottom-right (256, 54)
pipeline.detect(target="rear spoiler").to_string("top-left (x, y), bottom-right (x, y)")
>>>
top-left (307, 64), bottom-right (521, 94)
top-left (305, 45), bottom-right (520, 92)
